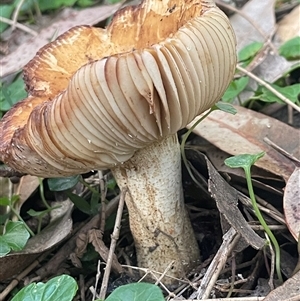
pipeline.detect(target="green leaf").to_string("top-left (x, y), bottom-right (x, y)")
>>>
top-left (0, 196), bottom-right (10, 206)
top-left (90, 191), bottom-right (100, 215)
top-left (107, 177), bottom-right (117, 191)
top-left (0, 5), bottom-right (15, 33)
top-left (0, 221), bottom-right (30, 257)
top-left (66, 191), bottom-right (92, 215)
top-left (11, 274), bottom-right (77, 301)
top-left (0, 75), bottom-right (27, 112)
top-left (224, 152), bottom-right (265, 169)
top-left (105, 283), bottom-right (164, 301)
top-left (222, 77), bottom-right (249, 102)
top-left (77, 0), bottom-right (96, 7)
top-left (47, 175), bottom-right (81, 191)
top-left (279, 36), bottom-right (300, 60)
top-left (214, 102), bottom-right (237, 115)
top-left (238, 42), bottom-right (264, 66)
top-left (253, 83), bottom-right (300, 104)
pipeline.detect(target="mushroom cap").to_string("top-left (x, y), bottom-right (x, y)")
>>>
top-left (0, 0), bottom-right (236, 177)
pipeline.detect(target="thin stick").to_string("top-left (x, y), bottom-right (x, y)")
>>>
top-left (11, 0), bottom-right (26, 32)
top-left (263, 137), bottom-right (300, 166)
top-left (236, 64), bottom-right (300, 113)
top-left (98, 170), bottom-right (107, 234)
top-left (0, 251), bottom-right (50, 300)
top-left (99, 188), bottom-right (127, 300)
top-left (92, 261), bottom-right (102, 301)
top-left (190, 227), bottom-right (240, 300)
top-left (0, 16), bottom-right (37, 36)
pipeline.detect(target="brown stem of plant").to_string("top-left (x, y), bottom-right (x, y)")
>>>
top-left (99, 187), bottom-right (127, 300)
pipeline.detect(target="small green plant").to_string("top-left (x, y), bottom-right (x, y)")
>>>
top-left (0, 195), bottom-right (34, 236)
top-left (180, 102), bottom-right (237, 186)
top-left (222, 38), bottom-right (300, 104)
top-left (224, 152), bottom-right (283, 283)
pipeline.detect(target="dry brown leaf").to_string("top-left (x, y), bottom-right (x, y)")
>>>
top-left (284, 167), bottom-right (300, 241)
top-left (230, 0), bottom-right (295, 96)
top-left (206, 155), bottom-right (265, 250)
top-left (230, 0), bottom-right (276, 52)
top-left (262, 269), bottom-right (300, 300)
top-left (0, 198), bottom-right (73, 281)
top-left (277, 5), bottom-right (300, 43)
top-left (13, 175), bottom-right (40, 214)
top-left (88, 229), bottom-right (123, 274)
top-left (0, 3), bottom-right (122, 78)
top-left (190, 105), bottom-right (299, 182)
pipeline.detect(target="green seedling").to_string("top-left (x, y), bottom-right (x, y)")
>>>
top-left (224, 152), bottom-right (283, 283)
top-left (26, 178), bottom-right (61, 234)
top-left (0, 195), bottom-right (34, 236)
top-left (180, 102), bottom-right (237, 187)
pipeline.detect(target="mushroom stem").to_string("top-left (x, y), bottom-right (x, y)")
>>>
top-left (112, 134), bottom-right (200, 284)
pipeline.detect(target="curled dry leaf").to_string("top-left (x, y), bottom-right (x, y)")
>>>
top-left (262, 269), bottom-right (300, 301)
top-left (283, 167), bottom-right (300, 241)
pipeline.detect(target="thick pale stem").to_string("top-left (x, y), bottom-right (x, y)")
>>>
top-left (112, 134), bottom-right (200, 284)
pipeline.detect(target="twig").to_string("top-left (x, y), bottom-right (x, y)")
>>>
top-left (11, 0), bottom-right (26, 32)
top-left (215, 0), bottom-right (275, 48)
top-left (0, 17), bottom-right (37, 37)
top-left (99, 188), bottom-right (127, 300)
top-left (98, 170), bottom-right (107, 234)
top-left (266, 233), bottom-right (275, 290)
top-left (236, 64), bottom-right (300, 113)
top-left (190, 227), bottom-right (240, 300)
top-left (263, 137), bottom-right (300, 166)
top-left (0, 250), bottom-right (51, 300)
top-left (92, 261), bottom-right (102, 301)
top-left (34, 195), bottom-right (120, 279)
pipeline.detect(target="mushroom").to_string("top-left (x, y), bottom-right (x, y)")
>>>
top-left (0, 0), bottom-right (236, 284)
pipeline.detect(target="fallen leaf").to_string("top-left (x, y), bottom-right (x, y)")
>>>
top-left (88, 229), bottom-right (123, 274)
top-left (190, 105), bottom-right (299, 182)
top-left (276, 5), bottom-right (300, 43)
top-left (283, 167), bottom-right (300, 241)
top-left (206, 155), bottom-right (265, 250)
top-left (0, 198), bottom-right (73, 281)
top-left (0, 3), bottom-right (122, 78)
top-left (262, 269), bottom-right (300, 300)
top-left (230, 0), bottom-right (276, 52)
top-left (13, 175), bottom-right (40, 214)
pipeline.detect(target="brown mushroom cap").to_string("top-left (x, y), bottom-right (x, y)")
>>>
top-left (0, 0), bottom-right (236, 176)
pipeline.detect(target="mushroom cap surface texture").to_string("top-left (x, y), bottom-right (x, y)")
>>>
top-left (0, 0), bottom-right (236, 176)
